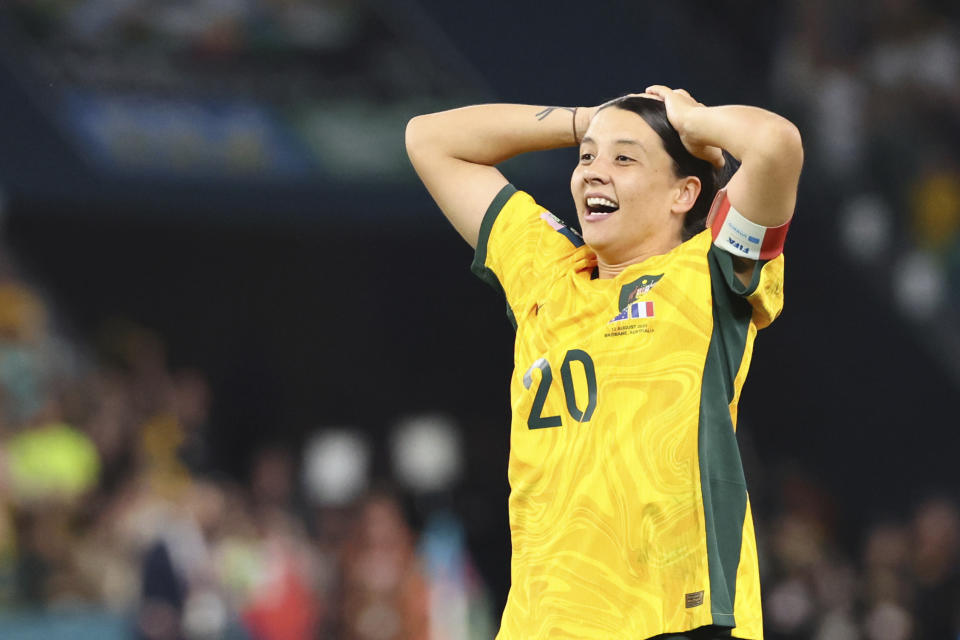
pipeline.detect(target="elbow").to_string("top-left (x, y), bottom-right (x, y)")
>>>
top-left (760, 118), bottom-right (804, 176)
top-left (777, 118), bottom-right (804, 170)
top-left (405, 115), bottom-right (426, 159)
top-left (405, 113), bottom-right (442, 162)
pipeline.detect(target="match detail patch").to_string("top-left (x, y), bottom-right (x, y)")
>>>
top-left (610, 301), bottom-right (654, 323)
top-left (618, 274), bottom-right (663, 311)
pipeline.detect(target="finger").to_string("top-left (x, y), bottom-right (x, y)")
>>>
top-left (700, 145), bottom-right (723, 168)
top-left (644, 85), bottom-right (672, 99)
top-left (675, 89), bottom-right (707, 108)
top-left (673, 88), bottom-right (710, 109)
top-left (690, 144), bottom-right (725, 168)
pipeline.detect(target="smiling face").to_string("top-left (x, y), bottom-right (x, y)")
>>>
top-left (570, 106), bottom-right (701, 268)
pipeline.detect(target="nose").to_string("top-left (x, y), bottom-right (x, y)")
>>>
top-left (582, 165), bottom-right (610, 184)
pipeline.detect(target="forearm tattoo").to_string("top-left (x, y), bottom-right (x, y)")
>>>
top-left (535, 106), bottom-right (580, 143)
top-left (534, 106), bottom-right (576, 120)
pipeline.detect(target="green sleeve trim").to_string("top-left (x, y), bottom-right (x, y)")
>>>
top-left (555, 224), bottom-right (586, 248)
top-left (698, 253), bottom-right (755, 627)
top-left (471, 183), bottom-right (517, 280)
top-left (470, 183), bottom-right (519, 330)
top-left (708, 245), bottom-right (767, 298)
top-left (706, 252), bottom-right (756, 403)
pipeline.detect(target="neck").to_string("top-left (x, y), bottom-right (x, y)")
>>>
top-left (594, 234), bottom-right (683, 279)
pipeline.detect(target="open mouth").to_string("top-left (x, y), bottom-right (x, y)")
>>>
top-left (585, 196), bottom-right (620, 219)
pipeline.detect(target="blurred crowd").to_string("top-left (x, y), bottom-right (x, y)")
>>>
top-left (3, 0), bottom-right (470, 184)
top-left (7, 0), bottom-right (471, 103)
top-left (771, 0), bottom-right (960, 320)
top-left (0, 233), bottom-right (957, 640)
top-left (766, 4), bottom-right (960, 631)
top-left (0, 1), bottom-right (959, 639)
top-left (759, 474), bottom-right (960, 639)
top-left (0, 246), bottom-right (494, 640)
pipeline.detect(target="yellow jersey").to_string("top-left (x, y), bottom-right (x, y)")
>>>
top-left (471, 185), bottom-right (784, 640)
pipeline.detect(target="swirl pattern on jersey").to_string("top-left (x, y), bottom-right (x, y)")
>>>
top-left (474, 186), bottom-right (783, 640)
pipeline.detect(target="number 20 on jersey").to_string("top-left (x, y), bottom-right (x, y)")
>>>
top-left (522, 349), bottom-right (598, 429)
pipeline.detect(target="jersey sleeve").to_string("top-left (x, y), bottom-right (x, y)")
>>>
top-left (471, 184), bottom-right (586, 327)
top-left (708, 242), bottom-right (785, 330)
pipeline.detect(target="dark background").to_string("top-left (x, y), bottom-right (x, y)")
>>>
top-left (0, 0), bottom-right (958, 630)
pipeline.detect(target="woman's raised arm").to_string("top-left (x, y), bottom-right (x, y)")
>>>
top-left (645, 85), bottom-right (804, 231)
top-left (405, 104), bottom-right (594, 247)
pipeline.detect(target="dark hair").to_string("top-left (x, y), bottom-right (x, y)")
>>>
top-left (602, 96), bottom-right (735, 241)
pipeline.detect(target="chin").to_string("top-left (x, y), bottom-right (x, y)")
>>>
top-left (581, 226), bottom-right (615, 254)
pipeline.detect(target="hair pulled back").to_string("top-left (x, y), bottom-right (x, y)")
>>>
top-left (602, 96), bottom-right (734, 241)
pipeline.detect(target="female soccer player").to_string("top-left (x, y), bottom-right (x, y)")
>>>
top-left (405, 86), bottom-right (802, 640)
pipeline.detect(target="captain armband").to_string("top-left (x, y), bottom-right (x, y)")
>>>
top-left (707, 188), bottom-right (791, 260)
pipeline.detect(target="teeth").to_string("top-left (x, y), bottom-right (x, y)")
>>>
top-left (586, 196), bottom-right (618, 208)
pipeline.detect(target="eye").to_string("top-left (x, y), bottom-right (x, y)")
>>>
top-left (616, 155), bottom-right (634, 163)
top-left (579, 152), bottom-right (594, 162)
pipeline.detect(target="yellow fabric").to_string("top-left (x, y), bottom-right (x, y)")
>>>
top-left (732, 500), bottom-right (763, 637)
top-left (476, 188), bottom-right (783, 640)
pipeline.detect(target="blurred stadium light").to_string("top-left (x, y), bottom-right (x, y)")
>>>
top-left (302, 429), bottom-right (370, 507)
top-left (894, 250), bottom-right (945, 320)
top-left (390, 414), bottom-right (462, 494)
top-left (841, 193), bottom-right (892, 264)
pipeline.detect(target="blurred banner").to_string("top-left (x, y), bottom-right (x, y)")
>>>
top-left (0, 0), bottom-right (486, 194)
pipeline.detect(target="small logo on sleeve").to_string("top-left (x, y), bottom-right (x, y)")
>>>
top-left (685, 591), bottom-right (704, 608)
top-left (539, 211), bottom-right (584, 247)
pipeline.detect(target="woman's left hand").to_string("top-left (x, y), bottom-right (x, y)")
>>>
top-left (644, 85), bottom-right (725, 169)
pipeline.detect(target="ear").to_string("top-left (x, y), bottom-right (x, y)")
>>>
top-left (670, 176), bottom-right (702, 216)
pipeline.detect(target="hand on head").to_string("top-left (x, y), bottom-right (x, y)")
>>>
top-left (643, 85), bottom-right (725, 169)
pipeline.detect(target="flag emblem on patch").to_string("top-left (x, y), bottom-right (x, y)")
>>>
top-left (539, 211), bottom-right (585, 247)
top-left (610, 300), bottom-right (655, 323)
top-left (617, 273), bottom-right (664, 311)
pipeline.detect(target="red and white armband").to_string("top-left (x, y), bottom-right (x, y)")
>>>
top-left (707, 188), bottom-right (791, 260)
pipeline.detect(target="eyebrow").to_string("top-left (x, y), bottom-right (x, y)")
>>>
top-left (581, 136), bottom-right (646, 151)
top-left (614, 138), bottom-right (646, 150)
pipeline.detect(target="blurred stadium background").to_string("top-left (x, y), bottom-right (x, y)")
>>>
top-left (0, 0), bottom-right (958, 638)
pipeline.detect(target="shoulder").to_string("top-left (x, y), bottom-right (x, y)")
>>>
top-left (477, 185), bottom-right (585, 262)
